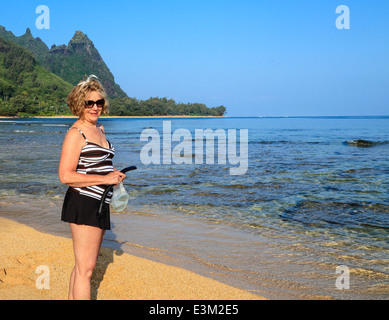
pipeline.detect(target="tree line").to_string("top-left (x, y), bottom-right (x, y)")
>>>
top-left (110, 97), bottom-right (226, 117)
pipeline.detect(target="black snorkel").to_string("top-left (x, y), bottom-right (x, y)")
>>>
top-left (97, 166), bottom-right (137, 219)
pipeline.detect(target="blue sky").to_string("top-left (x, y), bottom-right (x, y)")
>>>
top-left (1, 0), bottom-right (388, 116)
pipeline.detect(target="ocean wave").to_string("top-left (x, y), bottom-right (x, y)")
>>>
top-left (12, 130), bottom-right (37, 133)
top-left (133, 185), bottom-right (179, 195)
top-left (256, 140), bottom-right (322, 145)
top-left (8, 130), bottom-right (64, 134)
top-left (0, 121), bottom-right (69, 127)
top-left (108, 131), bottom-right (138, 135)
top-left (40, 124), bottom-right (69, 127)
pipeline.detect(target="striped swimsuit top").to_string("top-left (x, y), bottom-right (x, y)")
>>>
top-left (69, 126), bottom-right (115, 204)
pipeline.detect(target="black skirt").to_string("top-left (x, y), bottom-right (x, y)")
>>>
top-left (61, 188), bottom-right (111, 230)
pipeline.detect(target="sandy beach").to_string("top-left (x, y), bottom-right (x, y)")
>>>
top-left (0, 217), bottom-right (264, 300)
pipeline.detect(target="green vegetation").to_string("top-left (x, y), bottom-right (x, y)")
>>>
top-left (0, 26), bottom-right (227, 117)
top-left (0, 37), bottom-right (73, 116)
top-left (110, 97), bottom-right (226, 116)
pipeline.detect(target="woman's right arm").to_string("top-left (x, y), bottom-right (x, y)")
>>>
top-left (58, 129), bottom-right (123, 187)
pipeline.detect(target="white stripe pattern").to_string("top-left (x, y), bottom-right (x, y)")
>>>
top-left (69, 129), bottom-right (115, 204)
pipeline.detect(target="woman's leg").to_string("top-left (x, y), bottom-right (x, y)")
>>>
top-left (68, 266), bottom-right (75, 300)
top-left (68, 223), bottom-right (105, 300)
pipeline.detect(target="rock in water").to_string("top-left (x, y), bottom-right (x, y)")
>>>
top-left (345, 139), bottom-right (377, 147)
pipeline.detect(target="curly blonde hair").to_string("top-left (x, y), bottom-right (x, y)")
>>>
top-left (67, 75), bottom-right (109, 116)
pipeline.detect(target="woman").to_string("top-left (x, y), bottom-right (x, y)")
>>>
top-left (59, 75), bottom-right (126, 300)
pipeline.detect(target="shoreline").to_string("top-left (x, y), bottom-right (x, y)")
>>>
top-left (0, 217), bottom-right (265, 300)
top-left (0, 115), bottom-right (225, 119)
top-left (2, 115), bottom-right (388, 120)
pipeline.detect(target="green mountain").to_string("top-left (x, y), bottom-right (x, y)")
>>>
top-left (0, 37), bottom-right (73, 116)
top-left (0, 26), bottom-right (126, 99)
top-left (0, 25), bottom-right (226, 117)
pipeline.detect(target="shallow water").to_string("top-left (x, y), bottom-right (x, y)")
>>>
top-left (1, 116), bottom-right (388, 299)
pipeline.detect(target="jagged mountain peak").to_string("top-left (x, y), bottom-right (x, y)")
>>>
top-left (0, 24), bottom-right (127, 99)
top-left (67, 30), bottom-right (96, 56)
top-left (69, 30), bottom-right (92, 44)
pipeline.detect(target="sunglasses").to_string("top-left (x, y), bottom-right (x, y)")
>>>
top-left (84, 99), bottom-right (105, 109)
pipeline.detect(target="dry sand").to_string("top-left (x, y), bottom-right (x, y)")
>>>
top-left (0, 217), bottom-right (265, 300)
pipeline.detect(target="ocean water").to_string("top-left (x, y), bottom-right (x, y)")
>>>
top-left (0, 116), bottom-right (388, 299)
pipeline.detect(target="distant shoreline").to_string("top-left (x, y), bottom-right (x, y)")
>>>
top-left (1, 115), bottom-right (388, 120)
top-left (0, 115), bottom-right (225, 119)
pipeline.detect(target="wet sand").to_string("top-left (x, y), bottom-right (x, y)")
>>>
top-left (0, 217), bottom-right (264, 300)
